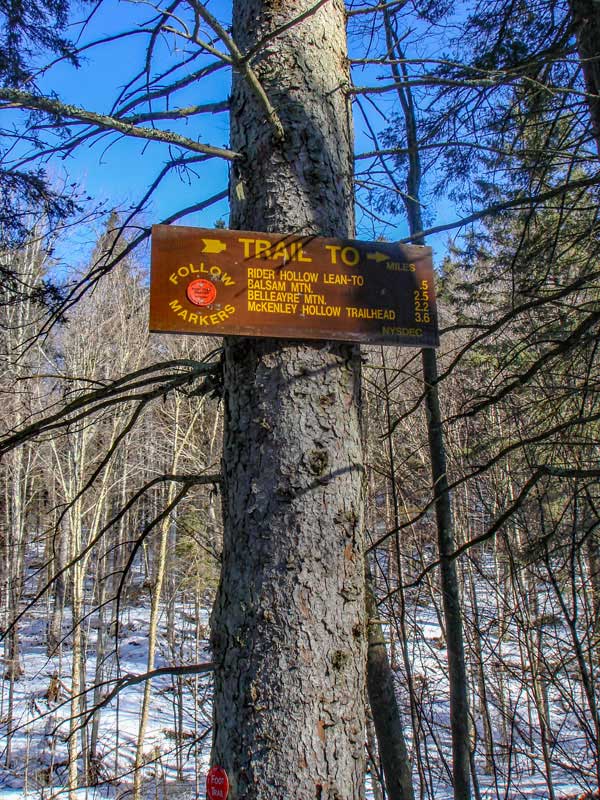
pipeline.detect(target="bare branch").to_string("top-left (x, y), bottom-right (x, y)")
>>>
top-left (394, 173), bottom-right (600, 243)
top-left (84, 662), bottom-right (215, 722)
top-left (190, 1), bottom-right (285, 141)
top-left (0, 88), bottom-right (240, 160)
top-left (0, 358), bottom-right (221, 455)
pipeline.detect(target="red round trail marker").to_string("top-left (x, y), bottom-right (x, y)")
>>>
top-left (187, 278), bottom-right (217, 307)
top-left (206, 765), bottom-right (229, 800)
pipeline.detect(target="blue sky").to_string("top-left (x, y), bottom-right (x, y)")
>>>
top-left (28, 0), bottom-right (455, 269)
top-left (37, 2), bottom-right (230, 227)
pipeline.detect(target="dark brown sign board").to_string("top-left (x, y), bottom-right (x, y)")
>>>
top-left (150, 225), bottom-right (439, 348)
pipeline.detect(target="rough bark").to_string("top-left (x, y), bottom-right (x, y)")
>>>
top-left (211, 2), bottom-right (366, 799)
top-left (366, 564), bottom-right (415, 800)
top-left (423, 349), bottom-right (472, 800)
top-left (366, 709), bottom-right (384, 800)
top-left (569, 0), bottom-right (600, 153)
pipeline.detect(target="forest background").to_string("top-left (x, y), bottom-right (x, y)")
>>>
top-left (1, 0), bottom-right (599, 798)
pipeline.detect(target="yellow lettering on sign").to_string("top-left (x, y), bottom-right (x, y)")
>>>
top-left (290, 281), bottom-right (312, 293)
top-left (301, 305), bottom-right (341, 317)
top-left (386, 262), bottom-right (416, 273)
top-left (325, 245), bottom-right (360, 266)
top-left (248, 290), bottom-right (301, 303)
top-left (248, 278), bottom-right (287, 291)
top-left (381, 326), bottom-right (422, 336)
top-left (291, 242), bottom-right (313, 262)
top-left (323, 273), bottom-right (364, 286)
top-left (169, 263), bottom-right (234, 286)
top-left (281, 271), bottom-right (318, 283)
top-left (247, 300), bottom-right (298, 315)
top-left (239, 238), bottom-right (254, 258)
top-left (238, 237), bottom-right (313, 262)
top-left (346, 307), bottom-right (396, 320)
top-left (169, 299), bottom-right (235, 326)
top-left (270, 240), bottom-right (289, 261)
top-left (247, 267), bottom-right (275, 280)
top-left (255, 239), bottom-right (271, 259)
top-left (303, 294), bottom-right (326, 305)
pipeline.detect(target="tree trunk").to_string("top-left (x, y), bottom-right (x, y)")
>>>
top-left (381, 12), bottom-right (472, 797)
top-left (366, 564), bottom-right (415, 800)
top-left (569, 0), bottom-right (600, 152)
top-left (211, 3), bottom-right (366, 799)
top-left (68, 531), bottom-right (83, 799)
top-left (132, 493), bottom-right (171, 800)
top-left (366, 709), bottom-right (384, 800)
top-left (465, 554), bottom-right (495, 777)
top-left (422, 349), bottom-right (472, 800)
top-left (48, 522), bottom-right (68, 656)
top-left (586, 527), bottom-right (600, 652)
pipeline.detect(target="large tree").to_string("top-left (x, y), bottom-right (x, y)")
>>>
top-left (210, 2), bottom-right (367, 797)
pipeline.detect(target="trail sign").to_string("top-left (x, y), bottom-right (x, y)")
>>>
top-left (206, 766), bottom-right (229, 800)
top-left (150, 225), bottom-right (439, 347)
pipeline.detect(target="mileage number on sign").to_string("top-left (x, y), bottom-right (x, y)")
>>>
top-left (414, 280), bottom-right (431, 324)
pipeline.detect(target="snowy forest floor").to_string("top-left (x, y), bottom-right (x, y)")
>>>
top-left (1, 580), bottom-right (595, 800)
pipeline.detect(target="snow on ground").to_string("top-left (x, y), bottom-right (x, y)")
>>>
top-left (1, 593), bottom-right (212, 799)
top-left (1, 571), bottom-right (597, 799)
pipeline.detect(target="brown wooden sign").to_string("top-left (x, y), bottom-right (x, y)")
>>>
top-left (150, 225), bottom-right (439, 347)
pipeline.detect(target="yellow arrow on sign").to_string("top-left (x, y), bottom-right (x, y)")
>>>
top-left (366, 251), bottom-right (388, 263)
top-left (202, 238), bottom-right (227, 254)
